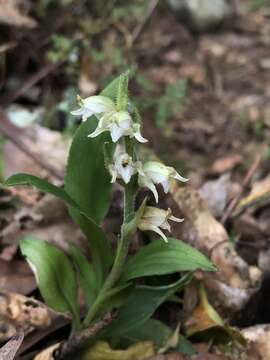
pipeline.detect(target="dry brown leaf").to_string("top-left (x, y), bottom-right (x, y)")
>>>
top-left (0, 259), bottom-right (36, 294)
top-left (0, 292), bottom-right (51, 330)
top-left (79, 55), bottom-right (98, 97)
top-left (185, 285), bottom-right (223, 336)
top-left (0, 0), bottom-right (36, 28)
top-left (210, 154), bottom-right (242, 175)
top-left (199, 174), bottom-right (231, 218)
top-left (242, 324), bottom-right (270, 360)
top-left (0, 331), bottom-right (24, 360)
top-left (4, 124), bottom-right (69, 179)
top-left (236, 175), bottom-right (270, 215)
top-left (170, 185), bottom-right (261, 312)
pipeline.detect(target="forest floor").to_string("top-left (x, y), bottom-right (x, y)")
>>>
top-left (1, 0), bottom-right (270, 359)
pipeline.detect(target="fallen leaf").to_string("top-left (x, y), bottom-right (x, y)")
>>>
top-left (242, 325), bottom-right (270, 360)
top-left (236, 175), bottom-right (270, 215)
top-left (0, 0), bottom-right (36, 28)
top-left (170, 185), bottom-right (261, 312)
top-left (0, 259), bottom-right (36, 294)
top-left (0, 331), bottom-right (24, 360)
top-left (0, 292), bottom-right (51, 329)
top-left (82, 340), bottom-right (155, 360)
top-left (199, 174), bottom-right (231, 218)
top-left (186, 285), bottom-right (223, 336)
top-left (210, 155), bottom-right (242, 175)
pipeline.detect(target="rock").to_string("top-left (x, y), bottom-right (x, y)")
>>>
top-left (166, 0), bottom-right (231, 31)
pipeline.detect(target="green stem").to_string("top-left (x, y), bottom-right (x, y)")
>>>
top-left (83, 182), bottom-right (135, 327)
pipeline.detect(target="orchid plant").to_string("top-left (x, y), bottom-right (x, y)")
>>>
top-left (5, 72), bottom-right (215, 349)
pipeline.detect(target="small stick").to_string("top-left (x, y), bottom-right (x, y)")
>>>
top-left (221, 154), bottom-right (262, 224)
top-left (0, 111), bottom-right (64, 180)
top-left (129, 0), bottom-right (159, 46)
top-left (56, 313), bottom-right (114, 359)
top-left (1, 60), bottom-right (65, 106)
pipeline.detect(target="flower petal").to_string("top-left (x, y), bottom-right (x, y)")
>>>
top-left (134, 131), bottom-right (148, 143)
top-left (151, 226), bottom-right (168, 242)
top-left (83, 95), bottom-right (115, 113)
top-left (70, 108), bottom-right (84, 116)
top-left (110, 123), bottom-right (125, 142)
top-left (169, 215), bottom-right (184, 223)
top-left (173, 170), bottom-right (189, 183)
top-left (139, 175), bottom-right (159, 203)
top-left (109, 165), bottom-right (117, 183)
top-left (121, 165), bottom-right (135, 184)
top-left (132, 124), bottom-right (148, 143)
top-left (161, 180), bottom-right (170, 193)
top-left (88, 127), bottom-right (105, 138)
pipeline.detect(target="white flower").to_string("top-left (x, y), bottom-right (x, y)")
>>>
top-left (88, 110), bottom-right (132, 142)
top-left (88, 111), bottom-right (148, 143)
top-left (71, 95), bottom-right (115, 122)
top-left (109, 145), bottom-right (136, 184)
top-left (137, 206), bottom-right (184, 242)
top-left (138, 161), bottom-right (188, 202)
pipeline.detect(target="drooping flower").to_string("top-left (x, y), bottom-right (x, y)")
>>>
top-left (88, 110), bottom-right (132, 143)
top-left (138, 161), bottom-right (188, 202)
top-left (130, 123), bottom-right (148, 143)
top-left (71, 95), bottom-right (115, 122)
top-left (88, 111), bottom-right (148, 143)
top-left (137, 206), bottom-right (184, 242)
top-left (109, 145), bottom-right (137, 184)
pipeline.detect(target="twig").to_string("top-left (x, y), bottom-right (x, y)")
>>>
top-left (129, 0), bottom-right (159, 47)
top-left (0, 111), bottom-right (64, 180)
top-left (221, 154), bottom-right (262, 224)
top-left (1, 60), bottom-right (65, 106)
top-left (56, 313), bottom-right (114, 360)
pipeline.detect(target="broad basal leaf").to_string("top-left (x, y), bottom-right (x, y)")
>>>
top-left (103, 275), bottom-right (191, 338)
top-left (120, 319), bottom-right (172, 348)
top-left (5, 173), bottom-right (113, 286)
top-left (122, 238), bottom-right (216, 281)
top-left (70, 246), bottom-right (98, 309)
top-left (5, 173), bottom-right (80, 210)
top-left (20, 237), bottom-right (79, 323)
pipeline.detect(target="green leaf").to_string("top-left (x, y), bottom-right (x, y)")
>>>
top-left (64, 119), bottom-right (113, 224)
top-left (103, 275), bottom-right (191, 338)
top-left (20, 237), bottom-right (79, 323)
top-left (64, 73), bottom-right (129, 224)
top-left (70, 246), bottom-right (98, 309)
top-left (64, 73), bottom-right (132, 282)
top-left (69, 209), bottom-right (112, 287)
top-left (5, 173), bottom-right (113, 286)
top-left (120, 319), bottom-right (172, 348)
top-left (5, 173), bottom-right (81, 210)
top-left (122, 238), bottom-right (216, 281)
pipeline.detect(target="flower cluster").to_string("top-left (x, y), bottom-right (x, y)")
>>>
top-left (72, 94), bottom-right (187, 241)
